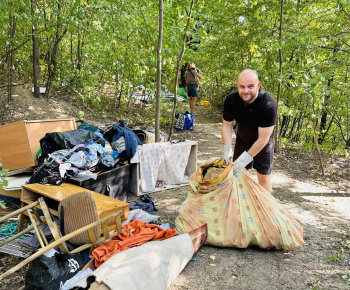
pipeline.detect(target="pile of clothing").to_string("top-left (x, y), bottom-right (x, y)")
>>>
top-left (28, 121), bottom-right (142, 185)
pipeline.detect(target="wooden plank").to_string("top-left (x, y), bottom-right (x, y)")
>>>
top-left (38, 198), bottom-right (69, 254)
top-left (27, 209), bottom-right (45, 249)
top-left (0, 200), bottom-right (40, 223)
top-left (0, 188), bottom-right (21, 198)
top-left (0, 121), bottom-right (34, 170)
top-left (0, 118), bottom-right (76, 170)
top-left (26, 118), bottom-right (76, 162)
top-left (5, 167), bottom-right (34, 177)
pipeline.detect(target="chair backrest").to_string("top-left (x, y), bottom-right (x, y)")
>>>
top-left (58, 191), bottom-right (101, 245)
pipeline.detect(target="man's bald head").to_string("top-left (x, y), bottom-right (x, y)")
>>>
top-left (237, 69), bottom-right (259, 83)
top-left (236, 69), bottom-right (261, 104)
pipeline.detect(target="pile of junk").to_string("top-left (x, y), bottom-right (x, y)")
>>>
top-left (0, 118), bottom-right (305, 289)
top-left (0, 117), bottom-right (205, 289)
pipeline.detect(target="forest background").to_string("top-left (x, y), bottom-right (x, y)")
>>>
top-left (1, 0), bottom-right (350, 169)
top-left (1, 1), bottom-right (350, 288)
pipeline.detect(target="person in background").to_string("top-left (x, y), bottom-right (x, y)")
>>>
top-left (185, 63), bottom-right (202, 114)
top-left (221, 69), bottom-right (277, 192)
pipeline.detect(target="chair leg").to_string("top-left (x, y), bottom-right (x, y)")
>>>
top-left (38, 197), bottom-right (69, 254)
top-left (26, 209), bottom-right (46, 249)
top-left (0, 208), bottom-right (124, 280)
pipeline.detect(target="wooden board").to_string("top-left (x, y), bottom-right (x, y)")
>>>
top-left (0, 188), bottom-right (21, 199)
top-left (0, 118), bottom-right (76, 171)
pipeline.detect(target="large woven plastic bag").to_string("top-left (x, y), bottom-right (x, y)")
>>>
top-left (175, 158), bottom-right (305, 250)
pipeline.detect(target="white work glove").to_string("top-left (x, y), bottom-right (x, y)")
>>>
top-left (223, 145), bottom-right (233, 164)
top-left (233, 151), bottom-right (253, 177)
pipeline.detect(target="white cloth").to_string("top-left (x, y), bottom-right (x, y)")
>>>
top-left (73, 234), bottom-right (194, 290)
top-left (131, 141), bottom-right (192, 192)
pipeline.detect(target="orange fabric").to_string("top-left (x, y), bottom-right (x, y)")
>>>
top-left (91, 220), bottom-right (178, 267)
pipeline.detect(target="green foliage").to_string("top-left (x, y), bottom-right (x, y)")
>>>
top-left (0, 168), bottom-right (8, 209)
top-left (327, 233), bottom-right (350, 263)
top-left (0, 168), bottom-right (8, 189)
top-left (306, 278), bottom-right (319, 289)
top-left (1, 0), bottom-right (350, 153)
top-left (340, 271), bottom-right (350, 284)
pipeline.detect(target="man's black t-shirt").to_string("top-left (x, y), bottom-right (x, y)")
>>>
top-left (223, 90), bottom-right (277, 146)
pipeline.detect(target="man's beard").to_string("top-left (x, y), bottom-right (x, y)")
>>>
top-left (240, 91), bottom-right (258, 104)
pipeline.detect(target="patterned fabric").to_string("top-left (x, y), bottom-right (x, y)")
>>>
top-left (175, 158), bottom-right (305, 250)
top-left (174, 114), bottom-right (186, 131)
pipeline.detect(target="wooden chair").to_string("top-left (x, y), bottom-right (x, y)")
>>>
top-left (0, 195), bottom-right (123, 280)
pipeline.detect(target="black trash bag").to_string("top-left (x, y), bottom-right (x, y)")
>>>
top-left (25, 251), bottom-right (84, 290)
top-left (39, 129), bottom-right (105, 163)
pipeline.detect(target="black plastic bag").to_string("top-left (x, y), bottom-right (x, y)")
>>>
top-left (25, 251), bottom-right (84, 290)
top-left (39, 129), bottom-right (105, 163)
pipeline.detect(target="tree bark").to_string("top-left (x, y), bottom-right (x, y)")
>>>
top-left (31, 0), bottom-right (40, 98)
top-left (274, 0), bottom-right (284, 153)
top-left (7, 9), bottom-right (16, 103)
top-left (45, 0), bottom-right (67, 98)
top-left (168, 0), bottom-right (195, 140)
top-left (312, 94), bottom-right (325, 176)
top-left (155, 0), bottom-right (163, 143)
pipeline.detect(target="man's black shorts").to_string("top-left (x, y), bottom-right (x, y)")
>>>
top-left (233, 137), bottom-right (274, 175)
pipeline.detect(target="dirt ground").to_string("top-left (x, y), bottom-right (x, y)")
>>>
top-left (0, 87), bottom-right (350, 289)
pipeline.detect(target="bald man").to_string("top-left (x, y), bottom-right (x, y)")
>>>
top-left (221, 69), bottom-right (277, 192)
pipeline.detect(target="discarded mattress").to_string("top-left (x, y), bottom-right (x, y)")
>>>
top-left (72, 234), bottom-right (194, 290)
top-left (175, 158), bottom-right (305, 250)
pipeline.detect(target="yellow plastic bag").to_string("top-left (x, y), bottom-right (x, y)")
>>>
top-left (175, 158), bottom-right (305, 250)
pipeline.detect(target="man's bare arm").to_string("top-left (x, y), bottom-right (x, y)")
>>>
top-left (247, 126), bottom-right (274, 157)
top-left (221, 119), bottom-right (234, 145)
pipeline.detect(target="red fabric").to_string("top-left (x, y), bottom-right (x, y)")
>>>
top-left (91, 220), bottom-right (178, 267)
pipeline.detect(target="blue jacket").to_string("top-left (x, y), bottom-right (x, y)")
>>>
top-left (104, 124), bottom-right (142, 159)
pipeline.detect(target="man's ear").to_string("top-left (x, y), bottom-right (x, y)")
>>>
top-left (257, 81), bottom-right (261, 89)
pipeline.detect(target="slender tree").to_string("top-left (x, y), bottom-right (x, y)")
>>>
top-left (168, 0), bottom-right (195, 140)
top-left (31, 0), bottom-right (39, 98)
top-left (155, 0), bottom-right (163, 142)
top-left (274, 0), bottom-right (284, 153)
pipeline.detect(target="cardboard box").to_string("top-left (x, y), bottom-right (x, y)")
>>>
top-left (67, 164), bottom-right (130, 202)
top-left (0, 118), bottom-right (76, 171)
top-left (129, 141), bottom-right (197, 195)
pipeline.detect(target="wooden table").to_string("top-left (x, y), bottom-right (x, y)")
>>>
top-left (19, 183), bottom-right (130, 232)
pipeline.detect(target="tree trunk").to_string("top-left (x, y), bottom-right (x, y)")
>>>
top-left (77, 28), bottom-right (82, 71)
top-left (45, 0), bottom-right (67, 98)
top-left (31, 0), bottom-right (40, 98)
top-left (168, 0), bottom-right (195, 140)
top-left (155, 0), bottom-right (163, 143)
top-left (312, 94), bottom-right (325, 176)
top-left (274, 0), bottom-right (284, 154)
top-left (318, 72), bottom-right (334, 143)
top-left (279, 115), bottom-right (289, 138)
top-left (7, 10), bottom-right (16, 103)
